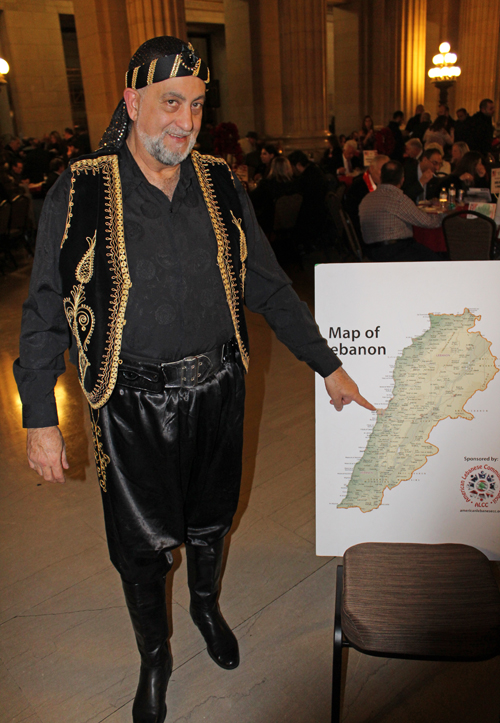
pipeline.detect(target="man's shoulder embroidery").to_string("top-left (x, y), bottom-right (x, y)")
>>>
top-left (191, 151), bottom-right (237, 188)
top-left (192, 150), bottom-right (230, 168)
top-left (61, 154), bottom-right (120, 249)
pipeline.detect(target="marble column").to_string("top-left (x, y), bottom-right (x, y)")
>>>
top-left (248, 0), bottom-right (283, 139)
top-left (397, 0), bottom-right (427, 120)
top-left (278, 0), bottom-right (328, 153)
top-left (126, 0), bottom-right (187, 53)
top-left (334, 2), bottom-right (362, 137)
top-left (457, 0), bottom-right (500, 114)
top-left (222, 0), bottom-right (255, 139)
top-left (359, 0), bottom-right (427, 126)
top-left (0, 1), bottom-right (73, 138)
top-left (73, 0), bottom-right (131, 149)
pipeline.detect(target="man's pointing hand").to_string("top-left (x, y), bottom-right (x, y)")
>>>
top-left (324, 367), bottom-right (376, 412)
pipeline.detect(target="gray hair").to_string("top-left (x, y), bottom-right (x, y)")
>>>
top-left (452, 141), bottom-right (469, 156)
top-left (424, 141), bottom-right (444, 155)
top-left (370, 154), bottom-right (389, 171)
top-left (406, 138), bottom-right (423, 151)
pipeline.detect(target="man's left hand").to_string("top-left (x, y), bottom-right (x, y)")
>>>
top-left (324, 367), bottom-right (376, 412)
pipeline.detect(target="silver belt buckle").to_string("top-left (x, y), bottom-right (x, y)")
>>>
top-left (181, 356), bottom-right (199, 388)
top-left (180, 354), bottom-right (213, 387)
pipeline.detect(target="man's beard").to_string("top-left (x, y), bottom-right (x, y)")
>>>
top-left (137, 126), bottom-right (196, 166)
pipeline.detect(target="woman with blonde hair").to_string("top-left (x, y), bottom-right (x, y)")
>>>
top-left (251, 154), bottom-right (298, 235)
top-left (268, 155), bottom-right (294, 183)
top-left (451, 141), bottom-right (469, 170)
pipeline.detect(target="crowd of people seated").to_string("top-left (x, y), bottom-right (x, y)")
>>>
top-left (2, 100), bottom-right (497, 272)
top-left (0, 126), bottom-right (91, 204)
top-left (317, 98), bottom-right (497, 170)
top-left (0, 127), bottom-right (92, 270)
top-left (248, 147), bottom-right (330, 259)
top-left (243, 95), bottom-right (498, 265)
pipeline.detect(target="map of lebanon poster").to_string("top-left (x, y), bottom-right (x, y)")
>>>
top-left (315, 262), bottom-right (500, 559)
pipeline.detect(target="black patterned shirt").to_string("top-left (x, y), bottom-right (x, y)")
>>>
top-left (14, 144), bottom-right (341, 428)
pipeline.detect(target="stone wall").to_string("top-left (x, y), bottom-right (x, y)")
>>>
top-left (0, 0), bottom-right (74, 138)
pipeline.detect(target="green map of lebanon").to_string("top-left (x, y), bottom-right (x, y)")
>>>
top-left (338, 309), bottom-right (498, 513)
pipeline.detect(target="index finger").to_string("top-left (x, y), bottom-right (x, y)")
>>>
top-left (41, 462), bottom-right (66, 484)
top-left (50, 464), bottom-right (66, 484)
top-left (353, 392), bottom-right (376, 411)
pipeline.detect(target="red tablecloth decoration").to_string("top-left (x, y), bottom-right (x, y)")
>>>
top-left (337, 174), bottom-right (355, 187)
top-left (413, 225), bottom-right (447, 253)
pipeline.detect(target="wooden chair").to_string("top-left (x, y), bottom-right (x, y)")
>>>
top-left (339, 208), bottom-right (364, 262)
top-left (332, 542), bottom-right (500, 722)
top-left (273, 193), bottom-right (302, 233)
top-left (8, 193), bottom-right (34, 259)
top-left (325, 191), bottom-right (357, 261)
top-left (442, 209), bottom-right (496, 260)
top-left (271, 193), bottom-right (303, 267)
top-left (0, 199), bottom-right (13, 271)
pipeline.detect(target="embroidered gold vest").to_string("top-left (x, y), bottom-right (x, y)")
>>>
top-left (59, 150), bottom-right (249, 410)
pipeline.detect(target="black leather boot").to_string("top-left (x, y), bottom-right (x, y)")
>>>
top-left (122, 577), bottom-right (172, 723)
top-left (186, 540), bottom-right (239, 670)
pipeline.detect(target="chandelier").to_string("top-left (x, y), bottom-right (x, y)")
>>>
top-left (428, 42), bottom-right (461, 82)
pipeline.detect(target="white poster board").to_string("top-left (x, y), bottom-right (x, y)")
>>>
top-left (363, 150), bottom-right (378, 167)
top-left (315, 261), bottom-right (500, 559)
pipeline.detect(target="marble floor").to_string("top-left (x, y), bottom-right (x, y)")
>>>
top-left (1, 253), bottom-right (499, 723)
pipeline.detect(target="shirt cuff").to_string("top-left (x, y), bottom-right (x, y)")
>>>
top-left (306, 345), bottom-right (342, 377)
top-left (22, 402), bottom-right (59, 429)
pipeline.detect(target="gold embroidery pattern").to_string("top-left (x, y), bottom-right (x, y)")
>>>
top-left (131, 65), bottom-right (140, 89)
top-left (90, 407), bottom-right (110, 492)
top-left (199, 154), bottom-right (228, 167)
top-left (191, 151), bottom-right (249, 371)
top-left (230, 210), bottom-right (247, 295)
top-left (62, 155), bottom-right (132, 408)
top-left (169, 53), bottom-right (205, 79)
top-left (61, 173), bottom-right (76, 248)
top-left (170, 54), bottom-right (182, 78)
top-left (192, 58), bottom-right (201, 77)
top-left (63, 231), bottom-right (97, 383)
top-left (147, 58), bottom-right (158, 85)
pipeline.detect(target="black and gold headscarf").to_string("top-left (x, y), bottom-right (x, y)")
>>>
top-left (98, 36), bottom-right (210, 152)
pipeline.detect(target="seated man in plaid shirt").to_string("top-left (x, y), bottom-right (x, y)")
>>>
top-left (359, 160), bottom-right (443, 262)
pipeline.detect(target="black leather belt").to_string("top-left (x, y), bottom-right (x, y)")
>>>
top-left (117, 340), bottom-right (236, 392)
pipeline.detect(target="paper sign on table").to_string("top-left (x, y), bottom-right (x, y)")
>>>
top-left (363, 150), bottom-right (378, 167)
top-left (490, 167), bottom-right (500, 195)
top-left (467, 202), bottom-right (496, 220)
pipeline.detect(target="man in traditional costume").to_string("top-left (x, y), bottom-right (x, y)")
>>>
top-left (14, 36), bottom-right (374, 723)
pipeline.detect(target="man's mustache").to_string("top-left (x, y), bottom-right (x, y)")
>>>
top-left (162, 129), bottom-right (192, 138)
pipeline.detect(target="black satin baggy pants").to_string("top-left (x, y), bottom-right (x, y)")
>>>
top-left (94, 358), bottom-right (245, 584)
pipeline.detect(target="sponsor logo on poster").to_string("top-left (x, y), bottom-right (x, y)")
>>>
top-left (460, 463), bottom-right (500, 510)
